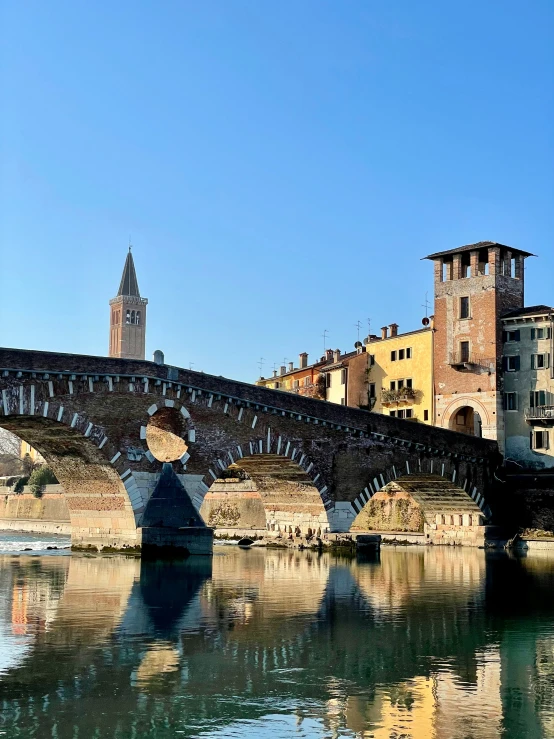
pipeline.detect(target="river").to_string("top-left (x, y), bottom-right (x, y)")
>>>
top-left (0, 534), bottom-right (554, 738)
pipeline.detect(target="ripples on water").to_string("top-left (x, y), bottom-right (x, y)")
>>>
top-left (0, 539), bottom-right (554, 738)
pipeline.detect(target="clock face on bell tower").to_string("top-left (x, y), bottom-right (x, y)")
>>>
top-left (109, 248), bottom-right (148, 360)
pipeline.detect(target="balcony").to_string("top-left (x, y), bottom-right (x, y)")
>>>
top-left (448, 352), bottom-right (495, 371)
top-left (525, 406), bottom-right (554, 423)
top-left (381, 387), bottom-right (417, 405)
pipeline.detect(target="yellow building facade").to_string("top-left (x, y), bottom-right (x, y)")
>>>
top-left (367, 326), bottom-right (433, 424)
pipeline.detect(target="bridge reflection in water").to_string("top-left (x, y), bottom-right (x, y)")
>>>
top-left (1, 548), bottom-right (554, 738)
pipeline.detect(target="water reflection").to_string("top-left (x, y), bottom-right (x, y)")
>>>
top-left (0, 547), bottom-right (553, 737)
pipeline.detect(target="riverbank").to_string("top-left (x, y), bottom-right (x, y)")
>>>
top-left (0, 487), bottom-right (71, 535)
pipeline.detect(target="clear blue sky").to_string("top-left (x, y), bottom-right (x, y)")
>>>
top-left (1, 1), bottom-right (552, 381)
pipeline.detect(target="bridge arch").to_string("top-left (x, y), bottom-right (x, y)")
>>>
top-left (196, 434), bottom-right (331, 536)
top-left (351, 473), bottom-right (487, 534)
top-left (0, 401), bottom-right (144, 549)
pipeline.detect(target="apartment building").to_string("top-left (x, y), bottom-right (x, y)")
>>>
top-left (502, 305), bottom-right (554, 469)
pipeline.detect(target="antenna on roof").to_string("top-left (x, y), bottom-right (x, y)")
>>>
top-left (322, 330), bottom-right (329, 352)
top-left (422, 292), bottom-right (431, 318)
top-left (354, 320), bottom-right (362, 342)
top-left (257, 357), bottom-right (265, 375)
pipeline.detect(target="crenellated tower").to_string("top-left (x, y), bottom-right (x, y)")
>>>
top-left (109, 248), bottom-right (148, 360)
top-left (425, 241), bottom-right (533, 446)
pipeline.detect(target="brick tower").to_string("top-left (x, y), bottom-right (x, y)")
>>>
top-left (109, 248), bottom-right (148, 360)
top-left (425, 241), bottom-right (533, 447)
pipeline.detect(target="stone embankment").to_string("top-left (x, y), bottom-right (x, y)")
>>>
top-left (0, 486), bottom-right (71, 535)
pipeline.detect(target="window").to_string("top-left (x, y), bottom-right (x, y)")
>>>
top-left (391, 351), bottom-right (397, 362)
top-left (406, 348), bottom-right (412, 359)
top-left (340, 368), bottom-right (347, 385)
top-left (126, 310), bottom-right (131, 324)
top-left (390, 381), bottom-right (396, 391)
top-left (504, 355), bottom-right (520, 372)
top-left (397, 410), bottom-right (405, 419)
top-left (389, 410), bottom-right (396, 417)
top-left (532, 354), bottom-right (550, 370)
top-left (130, 310), bottom-right (136, 324)
top-left (504, 392), bottom-right (518, 410)
top-left (424, 410), bottom-right (429, 421)
top-left (530, 390), bottom-right (547, 408)
top-left (398, 349), bottom-right (405, 360)
top-left (503, 329), bottom-right (520, 342)
top-left (531, 327), bottom-right (551, 340)
top-left (340, 398), bottom-right (346, 406)
top-left (326, 374), bottom-right (331, 388)
top-left (369, 354), bottom-right (375, 366)
top-left (369, 383), bottom-right (376, 398)
top-left (460, 297), bottom-right (470, 319)
top-left (460, 341), bottom-right (470, 363)
top-left (397, 379), bottom-right (404, 390)
top-left (293, 379), bottom-right (299, 389)
top-left (136, 311), bottom-right (141, 326)
top-left (304, 376), bottom-right (310, 387)
top-left (405, 409), bottom-right (413, 418)
top-left (406, 378), bottom-right (413, 389)
top-left (274, 382), bottom-right (280, 389)
top-left (531, 430), bottom-right (549, 450)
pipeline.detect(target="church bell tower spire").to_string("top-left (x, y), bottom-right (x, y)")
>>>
top-left (109, 246), bottom-right (148, 360)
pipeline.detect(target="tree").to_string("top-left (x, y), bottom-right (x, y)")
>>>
top-left (28, 466), bottom-right (58, 498)
top-left (0, 429), bottom-right (25, 476)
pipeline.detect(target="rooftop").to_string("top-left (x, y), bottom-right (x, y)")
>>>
top-left (117, 249), bottom-right (141, 297)
top-left (502, 305), bottom-right (554, 320)
top-left (423, 241), bottom-right (536, 260)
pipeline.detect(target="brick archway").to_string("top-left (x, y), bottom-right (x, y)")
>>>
top-left (0, 402), bottom-right (144, 549)
top-left (441, 396), bottom-right (491, 433)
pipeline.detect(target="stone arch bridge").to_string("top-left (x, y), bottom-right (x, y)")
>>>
top-left (0, 348), bottom-right (500, 550)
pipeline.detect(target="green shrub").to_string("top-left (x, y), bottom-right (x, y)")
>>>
top-left (13, 477), bottom-right (28, 494)
top-left (28, 466), bottom-right (58, 498)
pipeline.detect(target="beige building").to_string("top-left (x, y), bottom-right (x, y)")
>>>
top-left (502, 305), bottom-right (554, 468)
top-left (109, 248), bottom-right (148, 360)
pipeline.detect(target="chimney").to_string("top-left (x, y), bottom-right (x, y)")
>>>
top-left (389, 323), bottom-right (399, 337)
top-left (280, 365), bottom-right (286, 375)
top-left (299, 352), bottom-right (308, 369)
top-left (288, 362), bottom-right (294, 372)
top-left (333, 349), bottom-right (341, 363)
top-left (326, 349), bottom-right (334, 361)
top-left (273, 369), bottom-right (278, 377)
top-left (381, 326), bottom-right (388, 340)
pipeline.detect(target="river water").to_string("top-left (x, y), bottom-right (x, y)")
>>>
top-left (1, 535), bottom-right (554, 738)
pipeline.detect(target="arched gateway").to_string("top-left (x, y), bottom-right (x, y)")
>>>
top-left (0, 348), bottom-right (499, 551)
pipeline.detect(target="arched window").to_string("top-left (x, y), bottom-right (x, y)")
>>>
top-left (126, 310), bottom-right (131, 324)
top-left (131, 310), bottom-right (136, 324)
top-left (136, 311), bottom-right (141, 326)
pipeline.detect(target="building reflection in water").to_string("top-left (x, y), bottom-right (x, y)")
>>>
top-left (0, 547), bottom-right (554, 738)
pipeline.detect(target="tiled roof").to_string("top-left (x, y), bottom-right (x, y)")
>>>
top-left (502, 305), bottom-right (554, 319)
top-left (423, 241), bottom-right (535, 260)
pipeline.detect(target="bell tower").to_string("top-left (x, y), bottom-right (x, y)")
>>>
top-left (425, 241), bottom-right (533, 446)
top-left (109, 248), bottom-right (148, 360)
